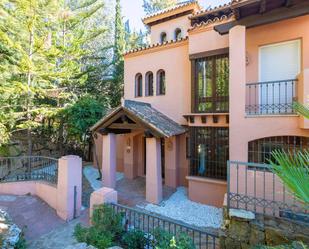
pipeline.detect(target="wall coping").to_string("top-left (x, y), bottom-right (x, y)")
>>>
top-left (186, 176), bottom-right (227, 185)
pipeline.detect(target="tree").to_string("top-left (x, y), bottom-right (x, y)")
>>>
top-left (269, 102), bottom-right (309, 204)
top-left (143, 0), bottom-right (178, 15)
top-left (0, 0), bottom-right (110, 157)
top-left (125, 20), bottom-right (146, 51)
top-left (110, 0), bottom-right (126, 108)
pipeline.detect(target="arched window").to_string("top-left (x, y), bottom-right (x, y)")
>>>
top-left (160, 32), bottom-right (167, 44)
top-left (135, 73), bottom-right (143, 97)
top-left (248, 136), bottom-right (309, 164)
top-left (175, 28), bottom-right (182, 40)
top-left (145, 72), bottom-right (154, 96)
top-left (157, 70), bottom-right (166, 95)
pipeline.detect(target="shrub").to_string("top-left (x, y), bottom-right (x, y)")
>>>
top-left (151, 228), bottom-right (195, 249)
top-left (121, 230), bottom-right (147, 249)
top-left (74, 204), bottom-right (123, 249)
top-left (74, 224), bottom-right (113, 249)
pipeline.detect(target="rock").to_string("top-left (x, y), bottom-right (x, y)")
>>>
top-left (265, 227), bottom-right (289, 246)
top-left (229, 209), bottom-right (255, 221)
top-left (223, 237), bottom-right (242, 249)
top-left (249, 224), bottom-right (265, 245)
top-left (228, 219), bottom-right (250, 242)
top-left (0, 209), bottom-right (21, 249)
top-left (65, 243), bottom-right (98, 249)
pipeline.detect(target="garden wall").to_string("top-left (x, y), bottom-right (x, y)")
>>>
top-left (219, 209), bottom-right (309, 249)
top-left (0, 155), bottom-right (82, 221)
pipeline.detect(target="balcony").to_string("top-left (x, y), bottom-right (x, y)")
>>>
top-left (245, 79), bottom-right (298, 116)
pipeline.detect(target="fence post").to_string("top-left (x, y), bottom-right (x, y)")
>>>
top-left (227, 161), bottom-right (231, 214)
top-left (56, 155), bottom-right (82, 221)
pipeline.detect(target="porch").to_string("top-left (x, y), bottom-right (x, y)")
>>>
top-left (90, 100), bottom-right (187, 204)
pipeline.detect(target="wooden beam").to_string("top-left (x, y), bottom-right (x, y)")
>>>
top-left (285, 0), bottom-right (293, 7)
top-left (189, 47), bottom-right (229, 60)
top-left (215, 1), bottom-right (309, 34)
top-left (98, 128), bottom-right (131, 135)
top-left (109, 123), bottom-right (142, 130)
top-left (259, 0), bottom-right (267, 14)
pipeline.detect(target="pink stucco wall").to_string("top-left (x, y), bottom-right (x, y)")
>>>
top-left (189, 28), bottom-right (229, 55)
top-left (0, 156), bottom-right (82, 221)
top-left (0, 181), bottom-right (58, 209)
top-left (150, 15), bottom-right (191, 44)
top-left (124, 42), bottom-right (190, 125)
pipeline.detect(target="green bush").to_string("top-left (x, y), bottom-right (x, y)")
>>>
top-left (252, 241), bottom-right (308, 249)
top-left (151, 228), bottom-right (195, 249)
top-left (74, 204), bottom-right (123, 249)
top-left (121, 230), bottom-right (147, 249)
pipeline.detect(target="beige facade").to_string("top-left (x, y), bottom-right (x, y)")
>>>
top-left (93, 1), bottom-right (309, 207)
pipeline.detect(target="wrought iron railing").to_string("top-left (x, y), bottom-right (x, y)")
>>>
top-left (227, 161), bottom-right (308, 222)
top-left (0, 156), bottom-right (58, 185)
top-left (110, 203), bottom-right (219, 249)
top-left (245, 79), bottom-right (298, 115)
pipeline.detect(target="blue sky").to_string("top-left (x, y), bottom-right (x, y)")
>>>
top-left (121, 0), bottom-right (230, 31)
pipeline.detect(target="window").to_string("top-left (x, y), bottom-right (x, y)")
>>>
top-left (189, 127), bottom-right (229, 180)
top-left (135, 73), bottom-right (143, 97)
top-left (145, 72), bottom-right (154, 96)
top-left (248, 136), bottom-right (309, 164)
top-left (160, 32), bottom-right (167, 44)
top-left (156, 70), bottom-right (166, 95)
top-left (193, 54), bottom-right (229, 113)
top-left (175, 28), bottom-right (182, 40)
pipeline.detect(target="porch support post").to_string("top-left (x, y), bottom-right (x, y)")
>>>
top-left (124, 134), bottom-right (137, 179)
top-left (146, 137), bottom-right (163, 204)
top-left (229, 25), bottom-right (248, 161)
top-left (164, 136), bottom-right (178, 188)
top-left (102, 133), bottom-right (117, 189)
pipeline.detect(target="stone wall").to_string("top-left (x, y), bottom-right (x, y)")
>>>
top-left (219, 209), bottom-right (309, 249)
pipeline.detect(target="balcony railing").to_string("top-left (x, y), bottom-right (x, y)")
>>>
top-left (245, 79), bottom-right (298, 115)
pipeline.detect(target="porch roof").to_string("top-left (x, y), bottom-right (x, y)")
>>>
top-left (90, 100), bottom-right (187, 138)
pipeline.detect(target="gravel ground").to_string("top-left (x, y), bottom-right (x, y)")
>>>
top-left (83, 166), bottom-right (124, 190)
top-left (138, 187), bottom-right (223, 229)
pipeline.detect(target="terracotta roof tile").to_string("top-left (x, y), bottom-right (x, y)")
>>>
top-left (124, 36), bottom-right (188, 56)
top-left (142, 0), bottom-right (200, 23)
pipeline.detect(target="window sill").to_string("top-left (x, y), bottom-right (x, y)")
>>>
top-left (245, 114), bottom-right (299, 118)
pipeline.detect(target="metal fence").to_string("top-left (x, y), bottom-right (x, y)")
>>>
top-left (245, 79), bottom-right (297, 115)
top-left (0, 156), bottom-right (58, 185)
top-left (227, 161), bottom-right (308, 222)
top-left (110, 203), bottom-right (219, 249)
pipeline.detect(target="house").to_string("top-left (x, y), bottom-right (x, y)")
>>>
top-left (91, 0), bottom-right (309, 207)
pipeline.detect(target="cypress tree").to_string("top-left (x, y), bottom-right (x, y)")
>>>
top-left (111, 0), bottom-right (126, 107)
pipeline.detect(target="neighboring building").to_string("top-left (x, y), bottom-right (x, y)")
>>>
top-left (91, 0), bottom-right (309, 207)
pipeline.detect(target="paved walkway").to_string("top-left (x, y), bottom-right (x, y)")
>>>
top-left (0, 195), bottom-right (89, 248)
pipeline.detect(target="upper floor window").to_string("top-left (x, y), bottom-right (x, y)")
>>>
top-left (175, 28), bottom-right (182, 40)
top-left (145, 72), bottom-right (154, 96)
top-left (135, 73), bottom-right (143, 97)
top-left (160, 32), bottom-right (167, 44)
top-left (193, 54), bottom-right (229, 113)
top-left (157, 70), bottom-right (166, 95)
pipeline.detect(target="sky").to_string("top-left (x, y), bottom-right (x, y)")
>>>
top-left (121, 0), bottom-right (230, 31)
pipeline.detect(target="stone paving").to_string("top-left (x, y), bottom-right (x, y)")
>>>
top-left (0, 195), bottom-right (89, 248)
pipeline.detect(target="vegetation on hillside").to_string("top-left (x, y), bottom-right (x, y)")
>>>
top-left (0, 0), bottom-right (147, 159)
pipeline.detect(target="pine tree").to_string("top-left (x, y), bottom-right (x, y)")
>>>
top-left (143, 0), bottom-right (178, 15)
top-left (110, 0), bottom-right (126, 107)
top-left (0, 0), bottom-right (109, 154)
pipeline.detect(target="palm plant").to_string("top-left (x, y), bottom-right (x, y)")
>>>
top-left (269, 102), bottom-right (309, 204)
